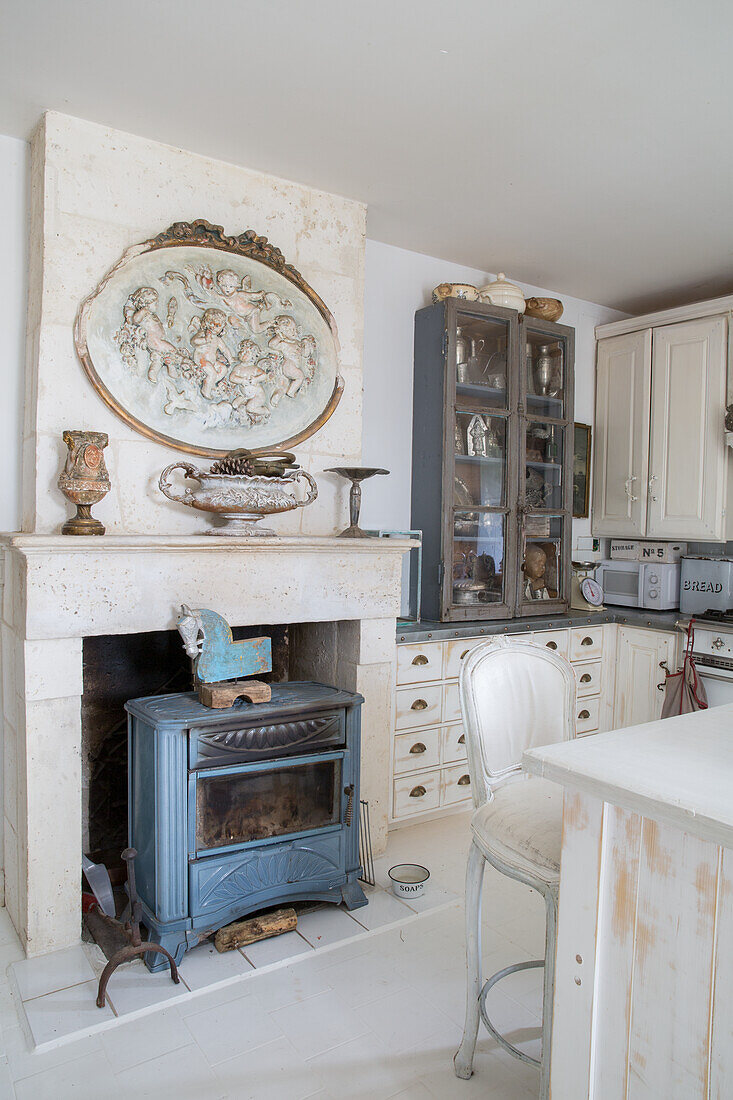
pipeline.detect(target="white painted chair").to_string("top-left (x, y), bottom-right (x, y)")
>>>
top-left (454, 636), bottom-right (575, 1099)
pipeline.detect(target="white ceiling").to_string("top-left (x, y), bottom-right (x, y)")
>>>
top-left (2, 0), bottom-right (732, 313)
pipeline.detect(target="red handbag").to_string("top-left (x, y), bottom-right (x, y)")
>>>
top-left (661, 620), bottom-right (708, 717)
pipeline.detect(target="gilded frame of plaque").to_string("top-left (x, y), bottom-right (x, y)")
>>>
top-left (74, 220), bottom-right (343, 457)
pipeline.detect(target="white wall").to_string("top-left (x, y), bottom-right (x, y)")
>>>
top-left (0, 136), bottom-right (29, 533)
top-left (360, 239), bottom-right (628, 554)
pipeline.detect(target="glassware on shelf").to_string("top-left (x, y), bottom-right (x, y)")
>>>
top-left (452, 512), bottom-right (505, 606)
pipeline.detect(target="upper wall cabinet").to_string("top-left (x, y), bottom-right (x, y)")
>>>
top-left (593, 311), bottom-right (729, 541)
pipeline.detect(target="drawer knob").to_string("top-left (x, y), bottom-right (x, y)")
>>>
top-left (578, 709), bottom-right (590, 720)
top-left (546, 641), bottom-right (558, 650)
top-left (409, 742), bottom-right (427, 754)
top-left (411, 654), bottom-right (429, 666)
top-left (457, 774), bottom-right (471, 786)
top-left (460, 649), bottom-right (470, 660)
top-left (581, 636), bottom-right (593, 646)
top-left (458, 733), bottom-right (466, 744)
top-left (411, 699), bottom-right (428, 711)
top-left (409, 785), bottom-right (427, 798)
top-left (580, 673), bottom-right (592, 684)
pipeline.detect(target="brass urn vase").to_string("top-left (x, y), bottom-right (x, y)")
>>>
top-left (57, 430), bottom-right (111, 535)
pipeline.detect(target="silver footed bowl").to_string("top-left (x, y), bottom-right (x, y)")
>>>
top-left (159, 461), bottom-right (318, 536)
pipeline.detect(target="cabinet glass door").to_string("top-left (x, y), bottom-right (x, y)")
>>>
top-left (448, 308), bottom-right (515, 616)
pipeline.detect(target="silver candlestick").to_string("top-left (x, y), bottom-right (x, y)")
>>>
top-left (326, 467), bottom-right (389, 538)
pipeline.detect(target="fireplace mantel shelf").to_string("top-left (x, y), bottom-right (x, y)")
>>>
top-left (1, 534), bottom-right (417, 556)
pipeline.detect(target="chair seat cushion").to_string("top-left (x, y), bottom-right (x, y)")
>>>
top-left (471, 777), bottom-right (562, 883)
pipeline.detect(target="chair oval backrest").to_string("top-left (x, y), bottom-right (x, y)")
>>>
top-left (459, 636), bottom-right (576, 807)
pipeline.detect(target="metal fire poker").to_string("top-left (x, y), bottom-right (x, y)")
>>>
top-left (96, 847), bottom-right (180, 1008)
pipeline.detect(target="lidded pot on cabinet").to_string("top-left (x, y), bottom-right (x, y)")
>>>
top-left (478, 273), bottom-right (526, 313)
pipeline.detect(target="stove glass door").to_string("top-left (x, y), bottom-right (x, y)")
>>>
top-left (696, 671), bottom-right (733, 708)
top-left (195, 755), bottom-right (342, 852)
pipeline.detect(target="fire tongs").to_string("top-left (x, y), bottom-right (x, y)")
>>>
top-left (96, 847), bottom-right (180, 1008)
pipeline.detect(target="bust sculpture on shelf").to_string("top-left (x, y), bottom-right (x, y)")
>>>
top-left (523, 544), bottom-right (551, 601)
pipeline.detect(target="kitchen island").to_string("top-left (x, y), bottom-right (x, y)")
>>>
top-left (523, 704), bottom-right (733, 1100)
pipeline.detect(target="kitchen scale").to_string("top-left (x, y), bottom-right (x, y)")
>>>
top-left (570, 561), bottom-right (604, 611)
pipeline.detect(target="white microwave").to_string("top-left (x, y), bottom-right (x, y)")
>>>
top-left (595, 559), bottom-right (680, 610)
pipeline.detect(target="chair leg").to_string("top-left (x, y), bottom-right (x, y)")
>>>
top-left (454, 839), bottom-right (485, 1080)
top-left (539, 886), bottom-right (559, 1100)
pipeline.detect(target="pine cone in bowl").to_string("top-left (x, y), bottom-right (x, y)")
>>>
top-left (209, 450), bottom-right (255, 476)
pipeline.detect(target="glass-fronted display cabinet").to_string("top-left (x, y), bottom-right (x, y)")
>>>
top-left (411, 299), bottom-right (574, 621)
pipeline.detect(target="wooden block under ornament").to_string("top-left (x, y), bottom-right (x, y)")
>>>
top-left (214, 908), bottom-right (297, 952)
top-left (197, 679), bottom-right (272, 709)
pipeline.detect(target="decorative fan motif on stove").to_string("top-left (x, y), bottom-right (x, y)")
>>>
top-left (198, 715), bottom-right (340, 759)
top-left (200, 847), bottom-right (340, 907)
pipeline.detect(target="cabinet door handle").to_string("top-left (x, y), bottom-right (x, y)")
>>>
top-left (409, 785), bottom-right (427, 798)
top-left (578, 709), bottom-right (590, 720)
top-left (458, 733), bottom-right (466, 744)
top-left (411, 699), bottom-right (428, 711)
top-left (648, 473), bottom-right (658, 502)
top-left (546, 641), bottom-right (558, 650)
top-left (411, 654), bottom-right (429, 666)
top-left (581, 636), bottom-right (593, 646)
top-left (409, 742), bottom-right (427, 754)
top-left (580, 673), bottom-right (592, 683)
top-left (624, 476), bottom-right (639, 502)
top-left (457, 774), bottom-right (471, 786)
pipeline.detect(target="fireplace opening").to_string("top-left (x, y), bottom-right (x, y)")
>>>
top-left (81, 624), bottom-right (289, 858)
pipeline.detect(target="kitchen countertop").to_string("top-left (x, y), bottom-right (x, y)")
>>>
top-left (396, 606), bottom-right (683, 642)
top-left (523, 703), bottom-right (733, 849)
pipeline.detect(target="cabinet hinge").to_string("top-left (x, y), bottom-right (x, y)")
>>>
top-left (442, 330), bottom-right (448, 359)
top-left (438, 562), bottom-right (445, 585)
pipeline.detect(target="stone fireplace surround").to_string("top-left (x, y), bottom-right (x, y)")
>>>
top-left (0, 533), bottom-right (412, 959)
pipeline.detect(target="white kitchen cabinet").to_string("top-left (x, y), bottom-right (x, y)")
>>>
top-left (593, 310), bottom-right (729, 540)
top-left (613, 626), bottom-right (679, 729)
top-left (593, 330), bottom-right (651, 536)
top-left (647, 316), bottom-right (728, 540)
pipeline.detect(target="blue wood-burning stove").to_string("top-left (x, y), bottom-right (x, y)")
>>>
top-left (126, 682), bottom-right (367, 970)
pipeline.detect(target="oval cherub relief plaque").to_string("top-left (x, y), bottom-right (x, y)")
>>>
top-left (74, 220), bottom-right (343, 457)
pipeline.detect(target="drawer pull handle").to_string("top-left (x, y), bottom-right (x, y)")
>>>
top-left (457, 774), bottom-right (471, 786)
top-left (578, 709), bottom-right (591, 720)
top-left (581, 636), bottom-right (593, 646)
top-left (409, 785), bottom-right (427, 798)
top-left (461, 649), bottom-right (470, 660)
top-left (409, 742), bottom-right (427, 755)
top-left (580, 673), bottom-right (592, 684)
top-left (412, 654), bottom-right (429, 666)
top-left (411, 699), bottom-right (428, 711)
top-left (546, 641), bottom-right (558, 650)
top-left (458, 733), bottom-right (466, 744)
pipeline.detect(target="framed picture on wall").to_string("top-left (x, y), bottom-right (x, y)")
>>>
top-left (573, 423), bottom-right (591, 518)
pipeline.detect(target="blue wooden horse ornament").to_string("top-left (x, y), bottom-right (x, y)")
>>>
top-left (177, 606), bottom-right (272, 707)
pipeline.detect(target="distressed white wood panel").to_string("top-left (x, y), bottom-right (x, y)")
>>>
top-left (613, 627), bottom-right (669, 730)
top-left (647, 316), bottom-right (728, 540)
top-left (709, 846), bottom-right (733, 1097)
top-left (590, 805), bottom-right (643, 1098)
top-left (592, 331), bottom-right (651, 537)
top-left (626, 820), bottom-right (720, 1099)
top-left (549, 790), bottom-right (604, 1099)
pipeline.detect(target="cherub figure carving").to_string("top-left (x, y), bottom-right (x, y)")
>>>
top-left (189, 308), bottom-right (232, 399)
top-left (116, 287), bottom-right (187, 382)
top-left (227, 339), bottom-right (271, 424)
top-left (215, 270), bottom-right (291, 333)
top-left (267, 315), bottom-right (311, 399)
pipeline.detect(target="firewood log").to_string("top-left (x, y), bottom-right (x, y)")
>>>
top-left (214, 907), bottom-right (297, 953)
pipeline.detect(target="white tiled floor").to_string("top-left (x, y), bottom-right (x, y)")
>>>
top-left (0, 811), bottom-right (545, 1097)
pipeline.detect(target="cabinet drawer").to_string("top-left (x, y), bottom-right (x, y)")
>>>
top-left (443, 637), bottom-right (484, 680)
top-left (442, 723), bottom-right (468, 764)
top-left (532, 630), bottom-right (569, 657)
top-left (570, 627), bottom-right (604, 661)
top-left (442, 763), bottom-right (473, 806)
top-left (396, 642), bottom-right (443, 686)
top-left (575, 659), bottom-right (603, 698)
top-left (575, 696), bottom-right (600, 735)
top-left (395, 684), bottom-right (442, 731)
top-left (394, 728), bottom-right (441, 776)
top-left (442, 682), bottom-right (462, 724)
top-left (393, 770), bottom-right (441, 818)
